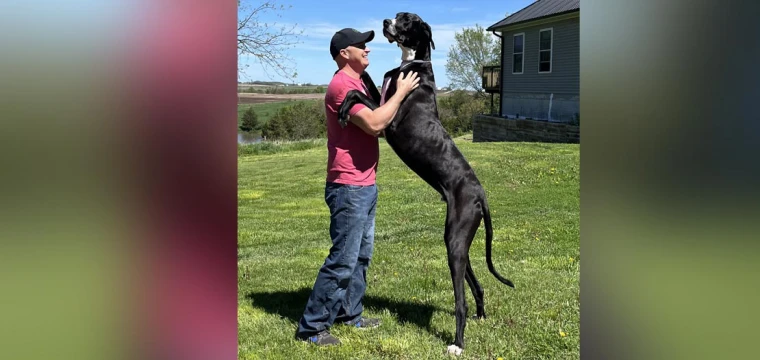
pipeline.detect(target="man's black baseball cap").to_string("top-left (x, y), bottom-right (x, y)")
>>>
top-left (330, 28), bottom-right (375, 59)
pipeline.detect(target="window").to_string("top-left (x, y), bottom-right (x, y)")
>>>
top-left (539, 28), bottom-right (553, 73)
top-left (512, 33), bottom-right (524, 74)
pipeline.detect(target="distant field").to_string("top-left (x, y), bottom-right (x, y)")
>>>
top-left (236, 88), bottom-right (470, 129)
top-left (238, 84), bottom-right (326, 91)
top-left (237, 84), bottom-right (327, 97)
top-left (237, 88), bottom-right (460, 105)
top-left (238, 93), bottom-right (324, 105)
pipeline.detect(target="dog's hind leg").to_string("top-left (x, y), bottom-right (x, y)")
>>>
top-left (445, 243), bottom-right (468, 355)
top-left (462, 200), bottom-right (487, 319)
top-left (465, 260), bottom-right (486, 319)
top-left (444, 200), bottom-right (482, 355)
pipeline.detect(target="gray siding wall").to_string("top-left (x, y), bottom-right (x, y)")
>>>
top-left (499, 16), bottom-right (579, 121)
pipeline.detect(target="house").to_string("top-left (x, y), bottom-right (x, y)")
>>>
top-left (487, 0), bottom-right (579, 123)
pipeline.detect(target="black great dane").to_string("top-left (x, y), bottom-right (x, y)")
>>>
top-left (337, 12), bottom-right (515, 356)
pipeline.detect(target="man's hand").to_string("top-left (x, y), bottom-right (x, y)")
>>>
top-left (348, 71), bottom-right (420, 137)
top-left (395, 71), bottom-right (420, 98)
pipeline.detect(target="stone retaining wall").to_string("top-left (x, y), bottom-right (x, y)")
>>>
top-left (472, 115), bottom-right (580, 143)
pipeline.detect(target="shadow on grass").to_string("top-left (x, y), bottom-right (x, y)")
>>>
top-left (245, 288), bottom-right (451, 342)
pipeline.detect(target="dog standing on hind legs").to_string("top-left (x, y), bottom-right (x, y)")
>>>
top-left (337, 12), bottom-right (515, 356)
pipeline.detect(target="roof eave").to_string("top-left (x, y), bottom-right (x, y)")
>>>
top-left (487, 9), bottom-right (579, 32)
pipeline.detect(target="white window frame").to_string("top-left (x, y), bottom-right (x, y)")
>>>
top-left (538, 28), bottom-right (553, 74)
top-left (512, 32), bottom-right (525, 74)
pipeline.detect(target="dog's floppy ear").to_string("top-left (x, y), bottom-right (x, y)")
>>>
top-left (423, 21), bottom-right (435, 50)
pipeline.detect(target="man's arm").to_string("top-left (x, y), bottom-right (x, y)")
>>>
top-left (349, 92), bottom-right (405, 137)
top-left (349, 71), bottom-right (419, 137)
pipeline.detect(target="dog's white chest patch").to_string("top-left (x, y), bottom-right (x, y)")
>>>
top-left (400, 45), bottom-right (416, 62)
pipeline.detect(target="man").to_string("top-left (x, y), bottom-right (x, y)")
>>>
top-left (295, 28), bottom-right (420, 346)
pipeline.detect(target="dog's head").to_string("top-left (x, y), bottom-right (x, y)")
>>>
top-left (383, 12), bottom-right (435, 61)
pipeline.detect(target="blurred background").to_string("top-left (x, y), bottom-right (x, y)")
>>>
top-left (0, 0), bottom-right (758, 359)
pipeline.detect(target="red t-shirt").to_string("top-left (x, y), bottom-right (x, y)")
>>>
top-left (324, 70), bottom-right (379, 186)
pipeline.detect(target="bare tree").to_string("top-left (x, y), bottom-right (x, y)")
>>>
top-left (238, 1), bottom-right (303, 81)
top-left (444, 24), bottom-right (500, 93)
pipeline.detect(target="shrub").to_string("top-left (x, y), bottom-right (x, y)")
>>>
top-left (436, 91), bottom-right (489, 136)
top-left (261, 100), bottom-right (326, 140)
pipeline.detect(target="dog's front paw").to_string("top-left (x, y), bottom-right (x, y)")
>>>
top-left (446, 344), bottom-right (463, 356)
top-left (338, 115), bottom-right (349, 128)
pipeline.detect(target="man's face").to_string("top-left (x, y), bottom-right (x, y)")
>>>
top-left (341, 42), bottom-right (370, 68)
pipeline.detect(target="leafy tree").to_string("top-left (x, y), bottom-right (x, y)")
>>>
top-left (240, 106), bottom-right (260, 132)
top-left (444, 24), bottom-right (500, 93)
top-left (261, 113), bottom-right (289, 139)
top-left (238, 1), bottom-right (303, 81)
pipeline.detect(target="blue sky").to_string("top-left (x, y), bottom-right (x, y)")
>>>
top-left (238, 0), bottom-right (535, 87)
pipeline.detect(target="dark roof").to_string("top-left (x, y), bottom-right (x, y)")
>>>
top-left (487, 0), bottom-right (579, 31)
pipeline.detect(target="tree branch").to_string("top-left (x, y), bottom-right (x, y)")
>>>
top-left (238, 1), bottom-right (303, 81)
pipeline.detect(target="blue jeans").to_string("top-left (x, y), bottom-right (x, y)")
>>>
top-left (296, 182), bottom-right (377, 336)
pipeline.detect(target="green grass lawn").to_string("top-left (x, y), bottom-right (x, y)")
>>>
top-left (238, 136), bottom-right (580, 359)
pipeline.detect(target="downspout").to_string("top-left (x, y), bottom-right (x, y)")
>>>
top-left (492, 30), bottom-right (504, 117)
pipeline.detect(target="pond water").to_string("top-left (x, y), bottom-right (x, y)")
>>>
top-left (238, 132), bottom-right (263, 145)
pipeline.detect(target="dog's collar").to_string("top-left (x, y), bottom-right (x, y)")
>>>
top-left (384, 60), bottom-right (431, 79)
top-left (380, 60), bottom-right (432, 106)
top-left (399, 59), bottom-right (430, 71)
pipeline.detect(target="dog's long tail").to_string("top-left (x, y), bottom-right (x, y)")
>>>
top-left (483, 198), bottom-right (515, 288)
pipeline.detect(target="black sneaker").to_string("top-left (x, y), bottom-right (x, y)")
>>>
top-left (296, 330), bottom-right (341, 346)
top-left (349, 317), bottom-right (381, 329)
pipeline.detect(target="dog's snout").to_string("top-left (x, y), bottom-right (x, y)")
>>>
top-left (383, 19), bottom-right (391, 27)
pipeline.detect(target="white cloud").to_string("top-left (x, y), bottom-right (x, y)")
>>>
top-left (431, 18), bottom-right (502, 52)
top-left (295, 19), bottom-right (386, 41)
top-left (299, 22), bottom-right (342, 40)
top-left (294, 38), bottom-right (399, 54)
